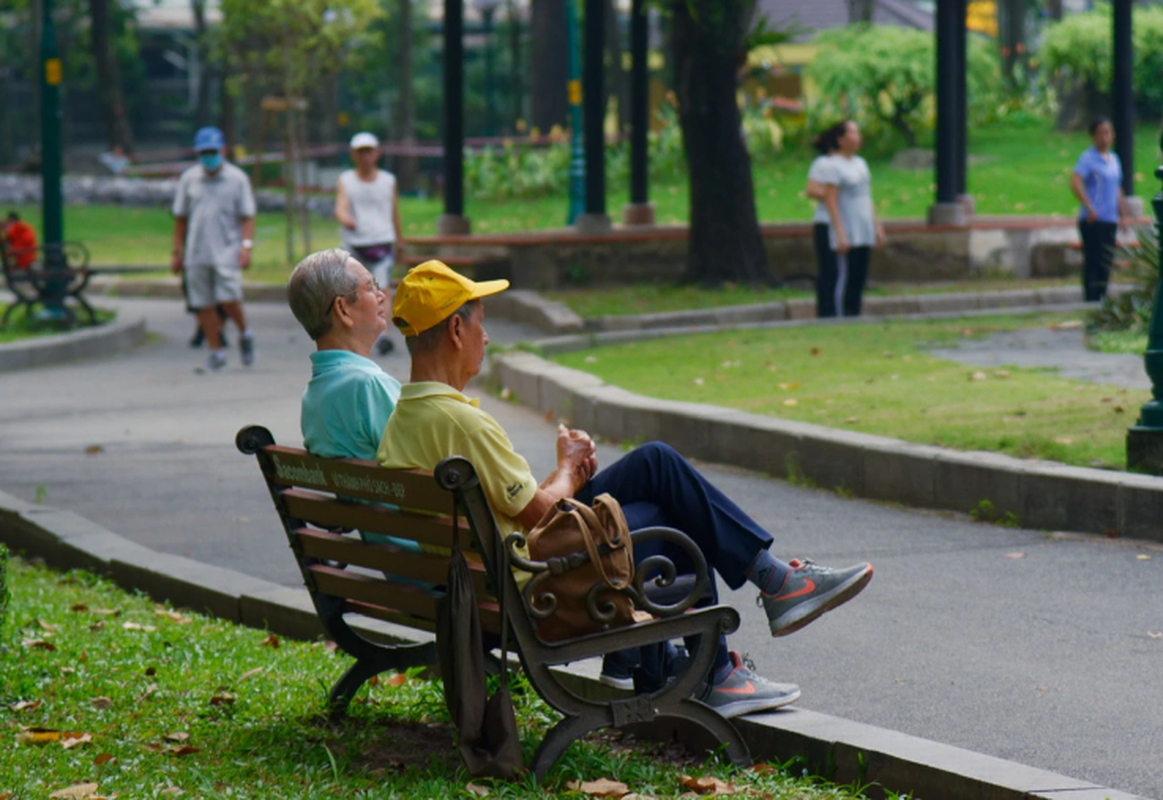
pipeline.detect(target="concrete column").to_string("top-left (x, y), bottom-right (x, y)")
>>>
top-left (577, 0), bottom-right (611, 234)
top-left (623, 0), bottom-right (654, 227)
top-left (1113, 0), bottom-right (1141, 216)
top-left (439, 0), bottom-right (471, 235)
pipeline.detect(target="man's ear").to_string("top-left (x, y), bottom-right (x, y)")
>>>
top-left (447, 313), bottom-right (465, 350)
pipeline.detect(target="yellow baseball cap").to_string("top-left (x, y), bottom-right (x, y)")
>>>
top-left (392, 260), bottom-right (510, 337)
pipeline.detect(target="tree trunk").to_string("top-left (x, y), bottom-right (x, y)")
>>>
top-left (847, 0), bottom-right (875, 24)
top-left (530, 0), bottom-right (568, 133)
top-left (999, 0), bottom-right (1025, 88)
top-left (672, 0), bottom-right (769, 285)
top-left (89, 0), bottom-right (135, 152)
top-left (397, 0), bottom-right (419, 193)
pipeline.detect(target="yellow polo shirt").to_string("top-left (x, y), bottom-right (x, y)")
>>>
top-left (377, 382), bottom-right (536, 583)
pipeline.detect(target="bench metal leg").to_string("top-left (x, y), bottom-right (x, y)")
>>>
top-left (327, 641), bottom-right (437, 718)
top-left (672, 698), bottom-right (752, 769)
top-left (531, 711), bottom-right (604, 783)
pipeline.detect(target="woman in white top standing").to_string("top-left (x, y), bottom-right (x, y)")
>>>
top-left (335, 131), bottom-right (403, 356)
top-left (805, 128), bottom-right (841, 317)
top-left (817, 120), bottom-right (885, 317)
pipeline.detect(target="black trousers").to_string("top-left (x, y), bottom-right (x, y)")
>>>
top-left (814, 223), bottom-right (839, 318)
top-left (1079, 220), bottom-right (1117, 302)
top-left (839, 246), bottom-right (871, 317)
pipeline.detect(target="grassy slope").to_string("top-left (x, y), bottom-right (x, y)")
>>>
top-left (1, 557), bottom-right (863, 799)
top-left (552, 312), bottom-right (1148, 470)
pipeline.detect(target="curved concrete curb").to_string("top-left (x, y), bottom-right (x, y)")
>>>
top-left (88, 276), bottom-right (288, 304)
top-left (494, 346), bottom-right (1163, 545)
top-left (0, 317), bottom-right (147, 373)
top-left (0, 489), bottom-right (1147, 800)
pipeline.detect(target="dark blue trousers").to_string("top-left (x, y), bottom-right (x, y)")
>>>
top-left (575, 442), bottom-right (775, 669)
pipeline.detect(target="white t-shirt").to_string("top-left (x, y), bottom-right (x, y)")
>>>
top-left (824, 155), bottom-right (876, 250)
top-left (807, 155), bottom-right (836, 225)
top-left (338, 169), bottom-right (397, 248)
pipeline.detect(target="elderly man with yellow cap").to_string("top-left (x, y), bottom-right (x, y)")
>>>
top-left (378, 260), bottom-right (874, 719)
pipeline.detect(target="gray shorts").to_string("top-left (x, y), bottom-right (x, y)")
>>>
top-left (186, 262), bottom-right (243, 308)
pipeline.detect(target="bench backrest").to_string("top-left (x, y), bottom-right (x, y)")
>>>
top-left (238, 426), bottom-right (508, 637)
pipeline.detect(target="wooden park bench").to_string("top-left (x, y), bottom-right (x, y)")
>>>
top-left (236, 424), bottom-right (751, 781)
top-left (0, 240), bottom-right (159, 328)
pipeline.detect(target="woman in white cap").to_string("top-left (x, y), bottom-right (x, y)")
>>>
top-left (335, 131), bottom-right (402, 355)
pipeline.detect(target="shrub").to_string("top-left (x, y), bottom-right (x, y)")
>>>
top-left (1040, 3), bottom-right (1163, 124)
top-left (0, 544), bottom-right (8, 635)
top-left (805, 24), bottom-right (1004, 153)
top-left (1087, 226), bottom-right (1160, 335)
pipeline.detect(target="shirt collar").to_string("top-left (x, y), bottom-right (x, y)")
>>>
top-left (399, 381), bottom-right (481, 408)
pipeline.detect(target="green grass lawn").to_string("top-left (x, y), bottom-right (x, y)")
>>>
top-left (1, 556), bottom-right (867, 799)
top-left (0, 304), bottom-right (115, 344)
top-left (546, 278), bottom-right (1080, 318)
top-left (9, 116), bottom-right (1160, 275)
top-left (552, 311), bottom-right (1149, 470)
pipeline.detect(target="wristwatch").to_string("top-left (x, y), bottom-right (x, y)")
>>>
top-left (241, 238), bottom-right (254, 250)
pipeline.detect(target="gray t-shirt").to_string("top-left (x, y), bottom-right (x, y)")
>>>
top-left (825, 155), bottom-right (876, 250)
top-left (807, 155), bottom-right (836, 225)
top-left (172, 162), bottom-right (257, 269)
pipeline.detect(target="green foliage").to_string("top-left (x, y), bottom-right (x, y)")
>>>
top-left (1041, 3), bottom-right (1163, 117)
top-left (1087, 227), bottom-right (1160, 336)
top-left (0, 544), bottom-right (8, 635)
top-left (805, 24), bottom-right (1004, 152)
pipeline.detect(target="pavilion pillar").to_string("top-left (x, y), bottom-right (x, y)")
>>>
top-left (622, 0), bottom-right (654, 226)
top-left (438, 0), bottom-right (471, 235)
top-left (576, 0), bottom-right (611, 234)
top-left (930, 0), bottom-right (966, 226)
top-left (1113, 0), bottom-right (1142, 217)
top-left (953, 0), bottom-right (973, 217)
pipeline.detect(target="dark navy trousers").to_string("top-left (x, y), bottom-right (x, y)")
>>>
top-left (575, 441), bottom-right (776, 669)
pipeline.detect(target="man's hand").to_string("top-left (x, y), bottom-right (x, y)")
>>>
top-left (557, 424), bottom-right (597, 490)
top-left (238, 247), bottom-right (252, 270)
top-left (170, 249), bottom-right (184, 274)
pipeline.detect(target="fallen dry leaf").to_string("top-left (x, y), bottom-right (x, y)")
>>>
top-left (323, 640), bottom-right (339, 654)
top-left (782, 399), bottom-right (798, 407)
top-left (37, 619), bottom-right (60, 632)
top-left (142, 743), bottom-right (164, 752)
top-left (259, 634), bottom-right (280, 649)
top-left (678, 775), bottom-right (745, 795)
top-left (1004, 552), bottom-right (1026, 559)
top-left (168, 745), bottom-right (200, 757)
top-left (91, 697), bottom-right (113, 710)
top-left (89, 621), bottom-right (105, 633)
top-left (1137, 554), bottom-right (1152, 561)
top-left (160, 788), bottom-right (182, 796)
top-left (810, 348), bottom-right (820, 356)
top-left (237, 667), bottom-right (264, 683)
top-left (122, 622), bottom-right (157, 633)
top-left (93, 753), bottom-right (116, 766)
top-left (154, 608), bottom-right (193, 624)
top-left (11, 699), bottom-right (43, 713)
top-left (17, 729), bottom-right (82, 745)
top-left (62, 733), bottom-right (93, 750)
top-left (845, 417), bottom-right (858, 423)
top-left (387, 673), bottom-right (408, 687)
top-left (691, 378), bottom-right (704, 386)
top-left (49, 783), bottom-right (99, 799)
top-left (138, 684), bottom-right (158, 702)
top-left (994, 370), bottom-right (1011, 378)
top-left (1148, 631), bottom-right (1162, 640)
top-left (969, 371), bottom-right (987, 381)
top-left (70, 604), bottom-right (89, 612)
top-left (209, 694), bottom-right (235, 707)
top-left (1050, 320), bottom-right (1083, 331)
top-left (84, 445), bottom-right (104, 455)
top-left (568, 778), bottom-right (630, 798)
top-left (164, 732), bottom-right (190, 743)
top-left (465, 783), bottom-right (490, 797)
top-left (22, 639), bottom-right (56, 652)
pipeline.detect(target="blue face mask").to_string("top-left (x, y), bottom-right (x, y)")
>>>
top-left (199, 152), bottom-right (222, 171)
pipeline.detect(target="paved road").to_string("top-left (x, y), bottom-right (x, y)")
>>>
top-left (1, 297), bottom-right (1161, 799)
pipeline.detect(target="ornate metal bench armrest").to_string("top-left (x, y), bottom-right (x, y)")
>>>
top-left (504, 525), bottom-right (708, 624)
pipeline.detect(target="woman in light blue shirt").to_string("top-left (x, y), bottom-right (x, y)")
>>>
top-left (1070, 118), bottom-right (1127, 302)
top-left (806, 126), bottom-right (842, 317)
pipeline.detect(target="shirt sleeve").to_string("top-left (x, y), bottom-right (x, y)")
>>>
top-left (1073, 152), bottom-right (1091, 178)
top-left (360, 374), bottom-right (401, 456)
top-left (172, 172), bottom-right (189, 217)
top-left (459, 420), bottom-right (539, 522)
top-left (239, 173), bottom-right (257, 218)
top-left (808, 157), bottom-right (837, 184)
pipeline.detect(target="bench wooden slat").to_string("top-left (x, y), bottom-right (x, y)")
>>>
top-left (309, 564), bottom-right (502, 630)
top-left (345, 599), bottom-right (501, 636)
top-left (280, 489), bottom-right (473, 552)
top-left (260, 446), bottom-right (451, 509)
top-left (295, 529), bottom-right (494, 598)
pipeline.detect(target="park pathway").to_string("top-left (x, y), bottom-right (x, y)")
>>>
top-left (0, 296), bottom-right (1160, 799)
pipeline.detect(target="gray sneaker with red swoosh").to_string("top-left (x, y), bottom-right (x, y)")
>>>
top-left (701, 651), bottom-right (801, 719)
top-left (760, 559), bottom-right (873, 637)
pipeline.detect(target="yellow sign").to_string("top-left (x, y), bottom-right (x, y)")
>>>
top-left (337, 111), bottom-right (350, 127)
top-left (568, 80), bottom-right (582, 107)
top-left (44, 58), bottom-right (62, 86)
top-left (967, 1), bottom-right (998, 37)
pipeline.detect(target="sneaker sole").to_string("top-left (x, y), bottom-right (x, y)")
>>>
top-left (705, 686), bottom-right (802, 719)
top-left (768, 565), bottom-right (873, 637)
top-left (599, 674), bottom-right (634, 691)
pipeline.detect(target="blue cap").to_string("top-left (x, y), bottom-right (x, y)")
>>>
top-left (193, 126), bottom-right (225, 152)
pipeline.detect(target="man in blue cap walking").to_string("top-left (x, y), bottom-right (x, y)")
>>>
top-left (171, 126), bottom-right (257, 372)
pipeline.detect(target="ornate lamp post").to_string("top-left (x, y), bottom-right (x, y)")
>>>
top-left (1126, 128), bottom-right (1163, 475)
top-left (565, 0), bottom-right (584, 225)
top-left (40, 0), bottom-right (66, 317)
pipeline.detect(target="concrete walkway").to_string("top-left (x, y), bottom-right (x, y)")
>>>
top-left (0, 296), bottom-right (1160, 799)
